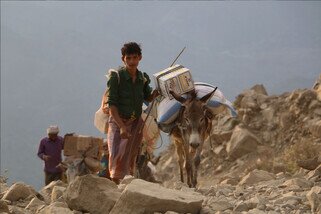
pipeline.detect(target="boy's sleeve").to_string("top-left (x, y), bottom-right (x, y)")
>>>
top-left (107, 72), bottom-right (119, 107)
top-left (143, 72), bottom-right (153, 100)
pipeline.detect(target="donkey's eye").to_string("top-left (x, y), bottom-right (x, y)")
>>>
top-left (199, 118), bottom-right (204, 123)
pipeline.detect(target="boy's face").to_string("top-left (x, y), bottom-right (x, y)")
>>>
top-left (122, 54), bottom-right (142, 71)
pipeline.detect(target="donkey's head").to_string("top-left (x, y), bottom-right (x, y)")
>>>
top-left (170, 89), bottom-right (215, 149)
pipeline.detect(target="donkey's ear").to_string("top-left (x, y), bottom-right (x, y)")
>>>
top-left (203, 106), bottom-right (214, 120)
top-left (200, 87), bottom-right (217, 103)
top-left (169, 90), bottom-right (186, 104)
top-left (188, 89), bottom-right (197, 99)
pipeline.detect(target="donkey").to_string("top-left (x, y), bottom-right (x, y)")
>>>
top-left (169, 89), bottom-right (215, 187)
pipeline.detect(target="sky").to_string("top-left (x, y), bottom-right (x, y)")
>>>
top-left (1, 1), bottom-right (321, 190)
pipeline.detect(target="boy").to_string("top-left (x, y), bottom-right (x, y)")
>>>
top-left (106, 42), bottom-right (158, 184)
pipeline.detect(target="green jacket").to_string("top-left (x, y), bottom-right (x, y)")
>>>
top-left (107, 67), bottom-right (152, 119)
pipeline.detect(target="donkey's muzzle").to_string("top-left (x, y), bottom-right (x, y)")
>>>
top-left (190, 142), bottom-right (200, 149)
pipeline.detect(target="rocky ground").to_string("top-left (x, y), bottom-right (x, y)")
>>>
top-left (1, 75), bottom-right (321, 214)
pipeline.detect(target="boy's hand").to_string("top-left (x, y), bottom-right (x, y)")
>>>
top-left (151, 90), bottom-right (160, 100)
top-left (120, 126), bottom-right (131, 139)
top-left (102, 104), bottom-right (109, 114)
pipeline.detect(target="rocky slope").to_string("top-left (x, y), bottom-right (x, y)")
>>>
top-left (1, 75), bottom-right (321, 214)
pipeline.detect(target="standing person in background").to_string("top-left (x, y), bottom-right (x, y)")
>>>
top-left (105, 42), bottom-right (159, 184)
top-left (98, 140), bottom-right (110, 179)
top-left (37, 125), bottom-right (64, 185)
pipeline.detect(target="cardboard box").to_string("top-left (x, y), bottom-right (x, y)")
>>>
top-left (64, 135), bottom-right (103, 159)
top-left (153, 64), bottom-right (184, 90)
top-left (157, 66), bottom-right (194, 99)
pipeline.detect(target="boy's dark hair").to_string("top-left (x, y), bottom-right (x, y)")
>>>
top-left (121, 42), bottom-right (142, 57)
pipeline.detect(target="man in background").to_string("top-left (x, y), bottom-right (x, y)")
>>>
top-left (37, 125), bottom-right (64, 185)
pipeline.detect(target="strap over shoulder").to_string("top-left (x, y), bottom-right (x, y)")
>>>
top-left (142, 72), bottom-right (150, 85)
top-left (105, 69), bottom-right (120, 84)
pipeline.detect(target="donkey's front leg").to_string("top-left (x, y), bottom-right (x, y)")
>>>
top-left (175, 140), bottom-right (185, 183)
top-left (184, 144), bottom-right (193, 187)
top-left (185, 159), bottom-right (192, 187)
top-left (192, 145), bottom-right (203, 187)
top-left (192, 155), bottom-right (200, 187)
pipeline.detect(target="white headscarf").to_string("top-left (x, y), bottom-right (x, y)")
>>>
top-left (47, 125), bottom-right (59, 134)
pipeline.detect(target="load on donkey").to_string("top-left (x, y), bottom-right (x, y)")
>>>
top-left (153, 64), bottom-right (237, 187)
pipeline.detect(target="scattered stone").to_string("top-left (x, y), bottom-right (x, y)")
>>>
top-left (2, 182), bottom-right (38, 202)
top-left (39, 180), bottom-right (67, 204)
top-left (36, 202), bottom-right (73, 214)
top-left (245, 195), bottom-right (268, 209)
top-left (220, 177), bottom-right (239, 186)
top-left (9, 205), bottom-right (32, 214)
top-left (309, 120), bottom-right (321, 138)
top-left (251, 84), bottom-right (268, 96)
top-left (120, 175), bottom-right (135, 185)
top-left (206, 197), bottom-right (233, 211)
top-left (25, 197), bottom-right (46, 213)
top-left (313, 74), bottom-right (321, 101)
top-left (51, 186), bottom-right (66, 203)
top-left (297, 156), bottom-right (321, 170)
top-left (0, 200), bottom-right (10, 213)
top-left (306, 186), bottom-right (321, 213)
top-left (0, 180), bottom-right (9, 199)
top-left (279, 112), bottom-right (294, 129)
top-left (239, 169), bottom-right (275, 186)
top-left (247, 208), bottom-right (266, 214)
top-left (281, 178), bottom-right (312, 189)
top-left (233, 201), bottom-right (249, 212)
top-left (307, 164), bottom-right (321, 180)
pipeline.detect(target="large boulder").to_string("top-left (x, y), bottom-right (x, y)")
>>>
top-left (226, 126), bottom-right (260, 160)
top-left (110, 179), bottom-right (204, 214)
top-left (2, 182), bottom-right (38, 202)
top-left (210, 115), bottom-right (239, 144)
top-left (239, 169), bottom-right (275, 186)
top-left (64, 174), bottom-right (120, 214)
